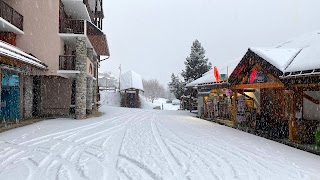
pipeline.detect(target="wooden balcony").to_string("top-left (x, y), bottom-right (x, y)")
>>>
top-left (0, 0), bottom-right (23, 31)
top-left (59, 19), bottom-right (84, 34)
top-left (59, 55), bottom-right (76, 70)
top-left (59, 19), bottom-right (109, 56)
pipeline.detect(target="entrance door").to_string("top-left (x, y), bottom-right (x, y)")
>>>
top-left (0, 72), bottom-right (20, 120)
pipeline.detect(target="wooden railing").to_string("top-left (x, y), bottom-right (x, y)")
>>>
top-left (59, 55), bottom-right (76, 70)
top-left (0, 0), bottom-right (23, 31)
top-left (59, 19), bottom-right (84, 34)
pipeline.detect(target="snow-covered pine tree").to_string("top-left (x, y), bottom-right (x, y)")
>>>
top-left (182, 40), bottom-right (212, 82)
top-left (168, 73), bottom-right (185, 100)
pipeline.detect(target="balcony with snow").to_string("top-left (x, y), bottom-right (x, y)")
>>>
top-left (0, 0), bottom-right (23, 35)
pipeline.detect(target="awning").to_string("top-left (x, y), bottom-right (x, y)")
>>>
top-left (0, 40), bottom-right (47, 69)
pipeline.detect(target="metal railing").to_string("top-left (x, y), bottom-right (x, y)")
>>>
top-left (82, 0), bottom-right (94, 23)
top-left (59, 55), bottom-right (76, 70)
top-left (59, 19), bottom-right (84, 34)
top-left (0, 0), bottom-right (23, 31)
top-left (86, 20), bottom-right (103, 35)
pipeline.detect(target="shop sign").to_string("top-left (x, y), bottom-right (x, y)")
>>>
top-left (247, 70), bottom-right (270, 84)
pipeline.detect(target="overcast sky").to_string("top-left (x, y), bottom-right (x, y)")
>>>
top-left (100, 0), bottom-right (320, 86)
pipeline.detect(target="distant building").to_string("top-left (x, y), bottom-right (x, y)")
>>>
top-left (120, 70), bottom-right (144, 108)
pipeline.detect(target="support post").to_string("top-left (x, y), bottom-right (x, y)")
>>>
top-left (75, 37), bottom-right (87, 119)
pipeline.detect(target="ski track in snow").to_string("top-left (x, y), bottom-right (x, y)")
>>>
top-left (0, 107), bottom-right (319, 180)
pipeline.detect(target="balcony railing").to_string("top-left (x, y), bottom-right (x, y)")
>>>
top-left (59, 19), bottom-right (84, 34)
top-left (59, 19), bottom-right (109, 56)
top-left (82, 0), bottom-right (94, 23)
top-left (0, 0), bottom-right (23, 31)
top-left (59, 55), bottom-right (76, 70)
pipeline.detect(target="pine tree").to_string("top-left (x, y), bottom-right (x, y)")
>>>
top-left (168, 73), bottom-right (185, 100)
top-left (182, 40), bottom-right (212, 82)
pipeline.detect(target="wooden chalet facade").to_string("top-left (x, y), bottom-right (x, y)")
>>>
top-left (229, 48), bottom-right (320, 143)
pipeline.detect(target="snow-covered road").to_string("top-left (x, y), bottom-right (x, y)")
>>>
top-left (0, 106), bottom-right (319, 180)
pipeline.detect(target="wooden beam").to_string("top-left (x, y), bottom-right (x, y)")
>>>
top-left (232, 90), bottom-right (237, 124)
top-left (288, 90), bottom-right (296, 142)
top-left (238, 91), bottom-right (254, 100)
top-left (294, 83), bottom-right (320, 88)
top-left (303, 93), bottom-right (320, 105)
top-left (231, 82), bottom-right (284, 90)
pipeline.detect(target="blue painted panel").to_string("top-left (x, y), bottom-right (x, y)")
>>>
top-left (2, 72), bottom-right (19, 86)
top-left (0, 87), bottom-right (20, 120)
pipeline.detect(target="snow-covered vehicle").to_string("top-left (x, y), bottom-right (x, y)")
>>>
top-left (172, 99), bottom-right (180, 105)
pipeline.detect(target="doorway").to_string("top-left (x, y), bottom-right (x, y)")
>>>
top-left (0, 72), bottom-right (20, 120)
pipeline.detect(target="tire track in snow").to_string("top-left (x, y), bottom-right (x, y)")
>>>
top-left (164, 117), bottom-right (262, 180)
top-left (0, 110), bottom-right (141, 180)
top-left (164, 116), bottom-right (310, 180)
top-left (108, 111), bottom-right (151, 180)
top-left (150, 115), bottom-right (185, 180)
top-left (157, 121), bottom-right (237, 180)
top-left (19, 111), bottom-right (138, 146)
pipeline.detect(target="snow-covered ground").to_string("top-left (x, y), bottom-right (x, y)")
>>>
top-left (100, 90), bottom-right (180, 110)
top-left (140, 96), bottom-right (180, 110)
top-left (0, 93), bottom-right (319, 179)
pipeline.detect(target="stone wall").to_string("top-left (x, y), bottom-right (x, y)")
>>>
top-left (75, 37), bottom-right (87, 119)
top-left (86, 77), bottom-right (93, 113)
top-left (93, 79), bottom-right (97, 111)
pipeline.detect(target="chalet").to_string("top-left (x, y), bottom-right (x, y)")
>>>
top-left (120, 70), bottom-right (144, 108)
top-left (229, 31), bottom-right (320, 143)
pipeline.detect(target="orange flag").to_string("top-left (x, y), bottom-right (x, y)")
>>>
top-left (214, 66), bottom-right (220, 82)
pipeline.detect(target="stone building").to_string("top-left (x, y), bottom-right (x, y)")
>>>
top-left (0, 0), bottom-right (110, 120)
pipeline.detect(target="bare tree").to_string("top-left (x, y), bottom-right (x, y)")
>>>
top-left (142, 79), bottom-right (165, 103)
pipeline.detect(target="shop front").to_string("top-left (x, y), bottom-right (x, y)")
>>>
top-left (197, 83), bottom-right (233, 126)
top-left (230, 45), bottom-right (320, 144)
top-left (0, 40), bottom-right (47, 124)
top-left (229, 50), bottom-right (288, 138)
top-left (283, 75), bottom-right (320, 144)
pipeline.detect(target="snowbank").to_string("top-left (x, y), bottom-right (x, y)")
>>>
top-left (100, 90), bottom-right (121, 107)
top-left (140, 96), bottom-right (180, 110)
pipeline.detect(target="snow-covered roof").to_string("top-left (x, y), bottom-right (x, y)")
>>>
top-left (250, 48), bottom-right (301, 72)
top-left (0, 40), bottom-right (47, 69)
top-left (186, 57), bottom-right (241, 87)
top-left (120, 70), bottom-right (144, 91)
top-left (250, 30), bottom-right (320, 76)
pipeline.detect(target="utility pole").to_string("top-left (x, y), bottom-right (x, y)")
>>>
top-left (118, 64), bottom-right (121, 90)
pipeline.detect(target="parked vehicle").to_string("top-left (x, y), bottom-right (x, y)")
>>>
top-left (172, 99), bottom-right (180, 105)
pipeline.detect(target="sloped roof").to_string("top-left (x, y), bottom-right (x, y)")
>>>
top-left (250, 30), bottom-right (320, 76)
top-left (120, 70), bottom-right (144, 91)
top-left (250, 48), bottom-right (301, 72)
top-left (186, 57), bottom-right (241, 87)
top-left (0, 40), bottom-right (47, 69)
